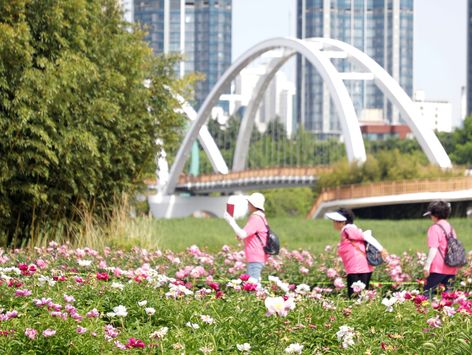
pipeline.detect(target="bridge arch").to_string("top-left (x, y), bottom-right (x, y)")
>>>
top-left (164, 37), bottom-right (451, 195)
top-left (165, 37), bottom-right (368, 194)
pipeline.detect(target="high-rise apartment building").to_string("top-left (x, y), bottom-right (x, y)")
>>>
top-left (133, 0), bottom-right (232, 107)
top-left (296, 0), bottom-right (414, 136)
top-left (467, 0), bottom-right (472, 117)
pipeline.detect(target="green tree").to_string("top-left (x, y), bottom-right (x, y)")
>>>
top-left (0, 0), bottom-right (188, 245)
top-left (450, 116), bottom-right (472, 166)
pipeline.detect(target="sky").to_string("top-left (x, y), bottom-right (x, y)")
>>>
top-left (232, 0), bottom-right (467, 126)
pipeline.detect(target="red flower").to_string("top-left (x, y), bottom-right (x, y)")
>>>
top-left (215, 290), bottom-right (224, 299)
top-left (207, 282), bottom-right (220, 291)
top-left (126, 338), bottom-right (145, 349)
top-left (239, 274), bottom-right (250, 281)
top-left (96, 272), bottom-right (109, 281)
top-left (18, 263), bottom-right (28, 271)
top-left (242, 282), bottom-right (257, 292)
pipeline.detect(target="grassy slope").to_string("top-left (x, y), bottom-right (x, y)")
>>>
top-left (149, 217), bottom-right (472, 255)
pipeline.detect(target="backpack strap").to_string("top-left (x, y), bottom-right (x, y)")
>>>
top-left (342, 229), bottom-right (366, 256)
top-left (433, 223), bottom-right (453, 261)
top-left (253, 213), bottom-right (269, 249)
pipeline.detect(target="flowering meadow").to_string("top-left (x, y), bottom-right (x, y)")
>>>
top-left (0, 243), bottom-right (471, 354)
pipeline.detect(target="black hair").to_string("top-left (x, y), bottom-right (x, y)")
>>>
top-left (337, 208), bottom-right (355, 224)
top-left (427, 200), bottom-right (451, 220)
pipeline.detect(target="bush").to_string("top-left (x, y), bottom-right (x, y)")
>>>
top-left (264, 188), bottom-right (316, 217)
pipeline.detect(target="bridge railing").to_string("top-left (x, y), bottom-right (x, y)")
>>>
top-left (177, 166), bottom-right (333, 185)
top-left (307, 176), bottom-right (472, 219)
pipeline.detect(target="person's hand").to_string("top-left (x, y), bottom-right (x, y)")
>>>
top-left (380, 249), bottom-right (389, 261)
top-left (223, 211), bottom-right (234, 224)
top-left (423, 269), bottom-right (430, 278)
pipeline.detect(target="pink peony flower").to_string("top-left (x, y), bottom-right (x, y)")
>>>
top-left (15, 289), bottom-right (32, 297)
top-left (42, 329), bottom-right (56, 337)
top-left (76, 326), bottom-right (87, 334)
top-left (25, 328), bottom-right (37, 340)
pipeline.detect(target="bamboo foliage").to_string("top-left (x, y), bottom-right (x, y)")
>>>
top-left (0, 0), bottom-right (188, 245)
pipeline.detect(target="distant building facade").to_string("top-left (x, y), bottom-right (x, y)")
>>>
top-left (133, 0), bottom-right (232, 107)
top-left (413, 91), bottom-right (453, 133)
top-left (296, 0), bottom-right (414, 136)
top-left (212, 54), bottom-right (296, 137)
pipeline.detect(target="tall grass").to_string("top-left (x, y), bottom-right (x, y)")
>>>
top-left (25, 196), bottom-right (162, 251)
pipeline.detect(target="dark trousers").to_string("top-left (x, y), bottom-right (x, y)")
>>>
top-left (423, 273), bottom-right (455, 299)
top-left (346, 272), bottom-right (372, 298)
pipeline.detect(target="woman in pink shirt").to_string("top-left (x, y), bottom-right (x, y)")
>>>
top-left (422, 200), bottom-right (459, 298)
top-left (224, 192), bottom-right (268, 282)
top-left (326, 208), bottom-right (387, 298)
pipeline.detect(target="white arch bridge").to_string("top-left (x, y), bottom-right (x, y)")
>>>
top-left (149, 37), bottom-right (452, 219)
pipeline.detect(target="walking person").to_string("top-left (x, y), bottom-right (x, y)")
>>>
top-left (223, 192), bottom-right (268, 282)
top-left (325, 208), bottom-right (388, 298)
top-left (422, 200), bottom-right (460, 298)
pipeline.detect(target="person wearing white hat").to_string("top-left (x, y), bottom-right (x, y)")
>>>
top-left (223, 192), bottom-right (268, 282)
top-left (325, 208), bottom-right (388, 297)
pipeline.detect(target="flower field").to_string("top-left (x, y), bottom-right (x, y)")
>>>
top-left (0, 243), bottom-right (471, 354)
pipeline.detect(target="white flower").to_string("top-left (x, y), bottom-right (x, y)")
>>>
top-left (236, 343), bottom-right (251, 352)
top-left (138, 300), bottom-right (147, 306)
top-left (186, 322), bottom-right (199, 329)
top-left (106, 312), bottom-right (116, 317)
top-left (350, 281), bottom-right (366, 293)
top-left (381, 296), bottom-right (398, 312)
top-left (150, 327), bottom-right (169, 339)
top-left (265, 296), bottom-right (296, 317)
top-left (145, 307), bottom-right (156, 316)
top-left (112, 305), bottom-right (127, 317)
top-left (443, 306), bottom-right (456, 317)
top-left (284, 343), bottom-right (304, 354)
top-left (111, 282), bottom-right (124, 290)
top-left (78, 259), bottom-right (92, 267)
top-left (336, 325), bottom-right (355, 349)
top-left (37, 275), bottom-right (56, 287)
top-left (200, 314), bottom-right (215, 324)
top-left (295, 284), bottom-right (311, 294)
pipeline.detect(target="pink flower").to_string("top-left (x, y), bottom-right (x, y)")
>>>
top-left (16, 289), bottom-right (32, 297)
top-left (36, 259), bottom-right (47, 269)
top-left (334, 278), bottom-right (345, 289)
top-left (76, 326), bottom-right (87, 334)
top-left (86, 308), bottom-right (100, 318)
top-left (426, 316), bottom-right (442, 328)
top-left (64, 294), bottom-right (75, 303)
top-left (42, 329), bottom-right (56, 337)
top-left (326, 268), bottom-right (337, 279)
top-left (25, 328), bottom-right (37, 340)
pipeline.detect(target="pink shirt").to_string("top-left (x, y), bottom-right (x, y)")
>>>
top-left (337, 224), bottom-right (374, 274)
top-left (243, 211), bottom-right (268, 263)
top-left (427, 220), bottom-right (458, 275)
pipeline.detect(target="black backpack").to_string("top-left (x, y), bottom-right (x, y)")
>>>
top-left (255, 215), bottom-right (280, 255)
top-left (435, 224), bottom-right (467, 267)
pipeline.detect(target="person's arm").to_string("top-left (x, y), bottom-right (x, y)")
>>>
top-left (223, 212), bottom-right (248, 239)
top-left (423, 247), bottom-right (438, 278)
top-left (363, 230), bottom-right (389, 260)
